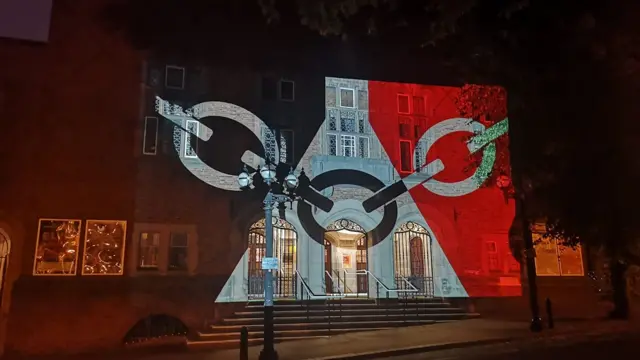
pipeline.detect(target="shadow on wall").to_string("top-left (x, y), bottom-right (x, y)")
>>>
top-left (123, 314), bottom-right (189, 345)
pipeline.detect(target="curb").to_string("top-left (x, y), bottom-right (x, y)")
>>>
top-left (304, 324), bottom-right (640, 360)
top-left (304, 338), bottom-right (515, 360)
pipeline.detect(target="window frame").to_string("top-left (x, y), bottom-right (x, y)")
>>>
top-left (397, 94), bottom-right (411, 114)
top-left (339, 88), bottom-right (356, 108)
top-left (81, 220), bottom-right (128, 276)
top-left (168, 232), bottom-right (189, 272)
top-left (164, 65), bottom-right (186, 90)
top-left (533, 235), bottom-right (585, 277)
top-left (138, 232), bottom-right (161, 270)
top-left (33, 218), bottom-right (82, 276)
top-left (399, 139), bottom-right (413, 173)
top-left (358, 136), bottom-right (370, 158)
top-left (278, 79), bottom-right (295, 102)
top-left (184, 119), bottom-right (199, 158)
top-left (340, 134), bottom-right (357, 157)
top-left (142, 116), bottom-right (159, 155)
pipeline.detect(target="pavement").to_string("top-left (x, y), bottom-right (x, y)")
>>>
top-left (143, 318), bottom-right (640, 360)
top-left (5, 318), bottom-right (639, 360)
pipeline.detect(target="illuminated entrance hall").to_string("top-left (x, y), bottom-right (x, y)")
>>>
top-left (324, 219), bottom-right (368, 295)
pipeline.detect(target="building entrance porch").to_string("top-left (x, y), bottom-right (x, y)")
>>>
top-left (324, 219), bottom-right (368, 296)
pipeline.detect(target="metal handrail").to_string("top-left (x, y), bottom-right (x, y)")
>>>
top-left (295, 270), bottom-right (346, 299)
top-left (324, 270), bottom-right (343, 294)
top-left (342, 269), bottom-right (419, 294)
top-left (332, 269), bottom-right (354, 294)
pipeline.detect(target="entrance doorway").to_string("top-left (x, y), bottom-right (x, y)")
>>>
top-left (324, 219), bottom-right (368, 296)
top-left (393, 221), bottom-right (434, 297)
top-left (247, 218), bottom-right (297, 299)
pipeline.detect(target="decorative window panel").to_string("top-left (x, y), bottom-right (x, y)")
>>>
top-left (341, 135), bottom-right (356, 157)
top-left (327, 134), bottom-right (338, 156)
top-left (82, 220), bottom-right (127, 275)
top-left (33, 219), bottom-right (81, 276)
top-left (340, 110), bottom-right (357, 132)
top-left (262, 126), bottom-right (278, 163)
top-left (328, 109), bottom-right (338, 131)
top-left (358, 137), bottom-right (370, 158)
top-left (184, 120), bottom-right (199, 158)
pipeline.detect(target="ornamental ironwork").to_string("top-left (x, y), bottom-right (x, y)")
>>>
top-left (249, 217), bottom-right (295, 231)
top-left (325, 219), bottom-right (366, 233)
top-left (395, 221), bottom-right (428, 234)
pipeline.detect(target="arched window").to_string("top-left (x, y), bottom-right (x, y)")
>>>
top-left (393, 221), bottom-right (433, 296)
top-left (247, 218), bottom-right (297, 299)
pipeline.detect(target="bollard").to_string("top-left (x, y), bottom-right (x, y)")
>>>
top-left (545, 297), bottom-right (554, 329)
top-left (240, 326), bottom-right (248, 360)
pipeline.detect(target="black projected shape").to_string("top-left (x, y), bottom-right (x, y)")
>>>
top-left (297, 169), bottom-right (398, 247)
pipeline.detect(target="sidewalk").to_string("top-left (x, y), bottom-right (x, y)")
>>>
top-left (161, 318), bottom-right (640, 360)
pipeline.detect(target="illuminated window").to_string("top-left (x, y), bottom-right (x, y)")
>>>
top-left (168, 233), bottom-right (188, 271)
top-left (533, 233), bottom-right (584, 276)
top-left (399, 140), bottom-right (412, 172)
top-left (184, 120), bottom-right (199, 158)
top-left (33, 219), bottom-right (81, 276)
top-left (397, 94), bottom-right (410, 114)
top-left (339, 88), bottom-right (355, 108)
top-left (82, 220), bottom-right (127, 275)
top-left (279, 80), bottom-right (295, 101)
top-left (165, 65), bottom-right (185, 90)
top-left (341, 135), bottom-right (356, 157)
top-left (138, 232), bottom-right (160, 269)
top-left (142, 116), bottom-right (158, 155)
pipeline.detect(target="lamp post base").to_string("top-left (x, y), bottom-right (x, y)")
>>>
top-left (258, 348), bottom-right (279, 360)
top-left (529, 317), bottom-right (543, 332)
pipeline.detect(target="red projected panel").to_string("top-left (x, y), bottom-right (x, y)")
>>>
top-left (367, 81), bottom-right (518, 297)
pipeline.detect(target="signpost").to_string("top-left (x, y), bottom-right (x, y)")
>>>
top-left (261, 257), bottom-right (279, 271)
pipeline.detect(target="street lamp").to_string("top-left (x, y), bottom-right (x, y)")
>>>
top-left (238, 162), bottom-right (305, 360)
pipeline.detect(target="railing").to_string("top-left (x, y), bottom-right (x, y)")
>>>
top-left (296, 270), bottom-right (347, 335)
top-left (325, 270), bottom-right (342, 294)
top-left (247, 270), bottom-right (297, 300)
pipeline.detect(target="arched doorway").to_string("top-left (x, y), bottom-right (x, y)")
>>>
top-left (247, 218), bottom-right (297, 299)
top-left (324, 219), bottom-right (368, 295)
top-left (393, 221), bottom-right (434, 297)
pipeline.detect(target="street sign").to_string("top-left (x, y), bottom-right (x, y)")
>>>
top-left (261, 257), bottom-right (279, 270)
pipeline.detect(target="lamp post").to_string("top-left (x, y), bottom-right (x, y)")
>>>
top-left (238, 162), bottom-right (303, 360)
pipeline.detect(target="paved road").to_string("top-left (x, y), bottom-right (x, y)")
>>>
top-left (380, 332), bottom-right (639, 360)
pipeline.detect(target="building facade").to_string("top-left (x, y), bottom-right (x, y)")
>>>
top-left (0, 1), bottom-right (604, 357)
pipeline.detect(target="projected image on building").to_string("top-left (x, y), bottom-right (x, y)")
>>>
top-left (157, 77), bottom-right (518, 301)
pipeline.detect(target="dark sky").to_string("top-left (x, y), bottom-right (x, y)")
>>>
top-left (0, 0), bottom-right (52, 43)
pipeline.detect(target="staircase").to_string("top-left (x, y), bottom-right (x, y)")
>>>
top-left (188, 297), bottom-right (480, 349)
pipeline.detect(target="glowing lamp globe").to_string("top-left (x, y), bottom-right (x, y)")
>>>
top-left (284, 172), bottom-right (299, 190)
top-left (238, 170), bottom-right (252, 188)
top-left (260, 163), bottom-right (277, 181)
